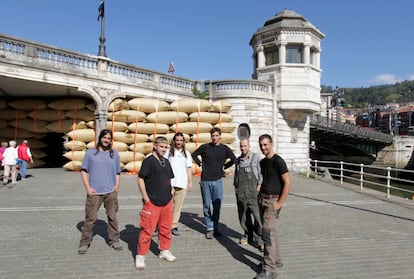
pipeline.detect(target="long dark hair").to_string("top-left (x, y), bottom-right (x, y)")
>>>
top-left (94, 129), bottom-right (114, 158)
top-left (169, 132), bottom-right (187, 158)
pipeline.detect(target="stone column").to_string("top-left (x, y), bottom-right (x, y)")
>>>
top-left (279, 43), bottom-right (286, 64)
top-left (303, 44), bottom-right (310, 65)
top-left (256, 45), bottom-right (265, 68)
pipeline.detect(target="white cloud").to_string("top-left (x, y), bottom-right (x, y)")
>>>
top-left (368, 74), bottom-right (401, 85)
top-left (406, 74), bottom-right (414, 81)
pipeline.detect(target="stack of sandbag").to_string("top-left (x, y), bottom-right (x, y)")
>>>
top-left (0, 98), bottom-right (94, 169)
top-left (63, 98), bottom-right (236, 173)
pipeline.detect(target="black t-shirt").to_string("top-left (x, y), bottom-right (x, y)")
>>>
top-left (139, 155), bottom-right (174, 206)
top-left (191, 143), bottom-right (236, 181)
top-left (260, 154), bottom-right (288, 195)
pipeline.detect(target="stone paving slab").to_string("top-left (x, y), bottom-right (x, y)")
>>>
top-left (0, 168), bottom-right (413, 279)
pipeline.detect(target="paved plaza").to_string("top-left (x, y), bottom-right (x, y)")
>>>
top-left (0, 168), bottom-right (413, 279)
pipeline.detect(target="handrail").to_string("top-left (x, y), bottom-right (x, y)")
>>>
top-left (308, 159), bottom-right (414, 200)
top-left (310, 114), bottom-right (394, 144)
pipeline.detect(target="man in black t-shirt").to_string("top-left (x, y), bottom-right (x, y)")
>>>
top-left (135, 136), bottom-right (176, 270)
top-left (255, 134), bottom-right (291, 279)
top-left (192, 127), bottom-right (236, 239)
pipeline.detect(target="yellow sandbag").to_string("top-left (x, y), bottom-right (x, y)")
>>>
top-left (211, 100), bottom-right (232, 113)
top-left (185, 142), bottom-right (202, 153)
top-left (109, 99), bottom-right (129, 112)
top-left (149, 133), bottom-right (190, 143)
top-left (169, 99), bottom-right (211, 113)
top-left (192, 163), bottom-right (202, 175)
top-left (214, 122), bottom-right (237, 133)
top-left (9, 119), bottom-right (49, 133)
top-left (8, 99), bottom-right (48, 110)
top-left (0, 119), bottom-right (8, 128)
top-left (25, 139), bottom-right (47, 149)
top-left (28, 159), bottom-right (45, 169)
top-left (118, 151), bottom-right (145, 163)
top-left (67, 129), bottom-right (95, 142)
top-left (63, 140), bottom-right (87, 151)
top-left (86, 103), bottom-right (96, 111)
top-left (127, 122), bottom-right (169, 134)
top-left (127, 98), bottom-right (169, 113)
top-left (27, 109), bottom-right (67, 122)
top-left (108, 110), bottom-right (146, 123)
top-left (146, 111), bottom-right (188, 124)
top-left (0, 99), bottom-right (7, 110)
top-left (124, 161), bottom-right (143, 172)
top-left (63, 150), bottom-right (86, 161)
top-left (129, 142), bottom-right (154, 154)
top-left (192, 133), bottom-right (236, 144)
top-left (31, 149), bottom-right (47, 159)
top-left (0, 128), bottom-right (34, 139)
top-left (0, 110), bottom-right (27, 120)
top-left (87, 121), bottom-right (128, 132)
top-left (170, 122), bottom-right (213, 134)
top-left (47, 120), bottom-right (88, 133)
top-left (63, 161), bottom-right (82, 171)
top-left (113, 132), bottom-right (149, 144)
top-left (65, 110), bottom-right (95, 121)
top-left (85, 141), bottom-right (128, 152)
top-left (189, 112), bottom-right (233, 124)
top-left (48, 98), bottom-right (88, 110)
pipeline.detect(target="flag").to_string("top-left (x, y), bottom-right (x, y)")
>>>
top-left (168, 62), bottom-right (175, 74)
top-left (97, 0), bottom-right (104, 21)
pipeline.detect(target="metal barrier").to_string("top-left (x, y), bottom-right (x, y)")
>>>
top-left (308, 159), bottom-right (414, 199)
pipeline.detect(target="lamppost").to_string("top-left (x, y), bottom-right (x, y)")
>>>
top-left (97, 0), bottom-right (106, 57)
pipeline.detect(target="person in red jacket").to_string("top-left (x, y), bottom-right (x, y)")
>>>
top-left (16, 140), bottom-right (33, 180)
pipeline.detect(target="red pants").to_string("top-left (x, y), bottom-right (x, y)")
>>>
top-left (137, 199), bottom-right (173, 255)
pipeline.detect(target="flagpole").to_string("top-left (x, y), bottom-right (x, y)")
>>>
top-left (98, 0), bottom-right (106, 57)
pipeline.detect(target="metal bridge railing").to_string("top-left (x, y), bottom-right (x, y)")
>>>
top-left (310, 115), bottom-right (394, 144)
top-left (308, 159), bottom-right (414, 200)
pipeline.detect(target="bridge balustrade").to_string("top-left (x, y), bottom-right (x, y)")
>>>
top-left (310, 114), bottom-right (393, 144)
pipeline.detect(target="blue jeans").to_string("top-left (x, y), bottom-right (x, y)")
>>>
top-left (200, 179), bottom-right (223, 232)
top-left (18, 159), bottom-right (28, 178)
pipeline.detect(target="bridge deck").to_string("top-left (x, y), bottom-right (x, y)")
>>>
top-left (0, 168), bottom-right (413, 279)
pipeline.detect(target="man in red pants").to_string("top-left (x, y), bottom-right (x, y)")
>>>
top-left (136, 136), bottom-right (176, 270)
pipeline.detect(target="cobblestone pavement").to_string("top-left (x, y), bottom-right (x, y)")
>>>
top-left (0, 168), bottom-right (413, 279)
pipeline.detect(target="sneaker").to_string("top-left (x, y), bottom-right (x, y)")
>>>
top-left (171, 228), bottom-right (180, 236)
top-left (159, 250), bottom-right (176, 262)
top-left (239, 234), bottom-right (248, 245)
top-left (135, 255), bottom-right (145, 270)
top-left (254, 270), bottom-right (278, 279)
top-left (78, 245), bottom-right (89, 255)
top-left (205, 230), bottom-right (214, 239)
top-left (110, 242), bottom-right (123, 251)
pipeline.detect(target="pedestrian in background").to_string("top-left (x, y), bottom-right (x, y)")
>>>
top-left (2, 140), bottom-right (18, 186)
top-left (16, 139), bottom-right (33, 180)
top-left (165, 132), bottom-right (193, 236)
top-left (78, 129), bottom-right (123, 255)
top-left (234, 138), bottom-right (263, 251)
top-left (254, 134), bottom-right (291, 279)
top-left (136, 136), bottom-right (176, 270)
top-left (192, 127), bottom-right (236, 239)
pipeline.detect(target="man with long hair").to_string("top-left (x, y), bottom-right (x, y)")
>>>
top-left (78, 129), bottom-right (122, 254)
top-left (165, 132), bottom-right (193, 236)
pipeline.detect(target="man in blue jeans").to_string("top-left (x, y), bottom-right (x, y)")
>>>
top-left (16, 140), bottom-right (33, 180)
top-left (192, 127), bottom-right (236, 239)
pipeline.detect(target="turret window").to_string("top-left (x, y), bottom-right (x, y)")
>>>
top-left (286, 44), bottom-right (302, 63)
top-left (264, 46), bottom-right (279, 66)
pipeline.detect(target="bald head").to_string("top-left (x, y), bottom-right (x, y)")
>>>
top-left (239, 138), bottom-right (250, 157)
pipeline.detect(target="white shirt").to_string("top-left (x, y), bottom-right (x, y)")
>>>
top-left (165, 148), bottom-right (192, 189)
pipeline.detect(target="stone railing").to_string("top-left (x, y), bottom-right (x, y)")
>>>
top-left (205, 80), bottom-right (271, 98)
top-left (0, 33), bottom-right (197, 93)
top-left (310, 114), bottom-right (394, 144)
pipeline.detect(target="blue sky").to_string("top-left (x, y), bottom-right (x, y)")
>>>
top-left (1, 0), bottom-right (413, 88)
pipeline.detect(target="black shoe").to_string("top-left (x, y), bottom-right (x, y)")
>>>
top-left (254, 270), bottom-right (277, 279)
top-left (205, 230), bottom-right (213, 239)
top-left (171, 228), bottom-right (180, 236)
top-left (213, 229), bottom-right (222, 237)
